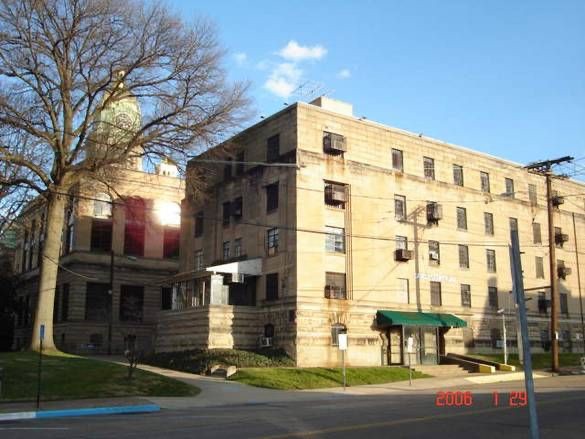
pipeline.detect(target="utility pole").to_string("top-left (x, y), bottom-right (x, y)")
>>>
top-left (525, 156), bottom-right (573, 373)
top-left (572, 213), bottom-right (585, 354)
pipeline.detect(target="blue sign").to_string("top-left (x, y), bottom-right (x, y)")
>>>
top-left (40, 324), bottom-right (45, 341)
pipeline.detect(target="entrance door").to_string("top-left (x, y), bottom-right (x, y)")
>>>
top-left (420, 327), bottom-right (438, 364)
top-left (388, 327), bottom-right (402, 365)
top-left (403, 326), bottom-right (420, 366)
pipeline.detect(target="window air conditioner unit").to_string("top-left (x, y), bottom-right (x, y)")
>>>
top-left (429, 250), bottom-right (440, 261)
top-left (231, 204), bottom-right (242, 219)
top-left (426, 203), bottom-right (443, 223)
top-left (552, 195), bottom-right (564, 207)
top-left (325, 286), bottom-right (345, 299)
top-left (326, 185), bottom-right (346, 203)
top-left (259, 336), bottom-right (272, 348)
top-left (231, 273), bottom-right (244, 283)
top-left (267, 246), bottom-right (277, 256)
top-left (395, 249), bottom-right (413, 261)
top-left (324, 133), bottom-right (347, 154)
top-left (555, 233), bottom-right (569, 245)
top-left (558, 266), bottom-right (572, 279)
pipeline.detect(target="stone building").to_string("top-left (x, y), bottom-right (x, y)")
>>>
top-left (12, 82), bottom-right (184, 354)
top-left (157, 97), bottom-right (585, 367)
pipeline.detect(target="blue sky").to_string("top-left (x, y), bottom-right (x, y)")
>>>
top-left (169, 0), bottom-right (585, 173)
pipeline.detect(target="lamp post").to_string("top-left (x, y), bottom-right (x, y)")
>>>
top-left (497, 308), bottom-right (507, 365)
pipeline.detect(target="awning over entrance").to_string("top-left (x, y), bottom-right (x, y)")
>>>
top-left (376, 310), bottom-right (467, 328)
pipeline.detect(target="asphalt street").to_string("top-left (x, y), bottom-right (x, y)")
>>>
top-left (2, 378), bottom-right (584, 438)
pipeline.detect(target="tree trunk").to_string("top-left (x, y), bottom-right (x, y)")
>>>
top-left (30, 191), bottom-right (67, 352)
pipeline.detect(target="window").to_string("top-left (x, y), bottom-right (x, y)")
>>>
top-left (194, 249), bottom-right (203, 270)
top-left (490, 328), bottom-right (501, 349)
top-left (453, 164), bottom-right (464, 186)
top-left (484, 212), bottom-right (494, 235)
top-left (325, 182), bottom-right (346, 208)
top-left (535, 256), bottom-right (545, 279)
top-left (223, 241), bottom-right (230, 260)
top-left (528, 184), bottom-right (537, 205)
top-left (119, 285), bottom-right (144, 322)
top-left (532, 223), bottom-right (542, 244)
top-left (331, 323), bottom-right (347, 346)
top-left (61, 283), bottom-right (69, 321)
top-left (396, 235), bottom-right (408, 250)
top-left (161, 287), bottom-right (172, 310)
top-left (488, 287), bottom-right (498, 309)
top-left (392, 148), bottom-right (403, 171)
top-left (458, 245), bottom-right (470, 269)
top-left (430, 281), bottom-right (442, 306)
top-left (461, 284), bottom-right (471, 308)
top-left (267, 227), bottom-right (279, 255)
top-left (397, 278), bottom-right (409, 304)
top-left (505, 178), bottom-right (515, 198)
top-left (323, 131), bottom-right (346, 155)
top-left (93, 193), bottom-right (112, 218)
top-left (266, 134), bottom-right (280, 162)
top-left (231, 196), bottom-right (243, 221)
top-left (21, 229), bottom-right (29, 273)
top-left (53, 285), bottom-right (60, 323)
top-left (486, 249), bottom-right (497, 273)
top-left (235, 151), bottom-right (245, 176)
top-left (85, 282), bottom-right (110, 321)
top-left (325, 226), bottom-right (345, 253)
top-left (222, 201), bottom-right (231, 226)
top-left (480, 171), bottom-right (490, 193)
top-left (223, 158), bottom-right (233, 180)
top-left (65, 205), bottom-right (75, 254)
top-left (423, 156), bottom-right (435, 180)
top-left (266, 182), bottom-right (279, 212)
top-left (428, 240), bottom-right (440, 265)
top-left (90, 219), bottom-right (112, 252)
top-left (509, 217), bottom-right (518, 232)
top-left (194, 211), bottom-right (204, 237)
top-left (234, 238), bottom-right (242, 257)
top-left (163, 227), bottom-right (180, 258)
top-left (395, 195), bottom-right (406, 221)
top-left (124, 198), bottom-right (145, 257)
top-left (325, 272), bottom-right (347, 299)
top-left (28, 220), bottom-right (35, 269)
top-left (560, 293), bottom-right (568, 315)
top-left (456, 207), bottom-right (467, 230)
top-left (266, 273), bottom-right (279, 301)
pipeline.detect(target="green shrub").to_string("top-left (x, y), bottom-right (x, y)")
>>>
top-left (143, 348), bottom-right (294, 374)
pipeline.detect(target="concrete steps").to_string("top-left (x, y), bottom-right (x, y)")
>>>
top-left (412, 364), bottom-right (470, 377)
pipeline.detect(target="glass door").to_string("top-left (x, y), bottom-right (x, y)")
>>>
top-left (388, 327), bottom-right (403, 365)
top-left (403, 326), bottom-right (421, 366)
top-left (420, 327), bottom-right (438, 364)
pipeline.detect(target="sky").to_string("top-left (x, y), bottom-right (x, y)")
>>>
top-left (168, 0), bottom-right (585, 174)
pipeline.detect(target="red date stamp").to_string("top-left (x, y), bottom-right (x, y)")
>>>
top-left (435, 391), bottom-right (527, 407)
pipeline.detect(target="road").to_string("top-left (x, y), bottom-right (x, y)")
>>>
top-left (2, 377), bottom-right (584, 438)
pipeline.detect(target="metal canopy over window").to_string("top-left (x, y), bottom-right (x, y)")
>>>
top-left (376, 310), bottom-right (467, 328)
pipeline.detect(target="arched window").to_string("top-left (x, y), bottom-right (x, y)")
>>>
top-left (93, 192), bottom-right (112, 218)
top-left (331, 323), bottom-right (347, 347)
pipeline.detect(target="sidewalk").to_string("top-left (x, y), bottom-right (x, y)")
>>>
top-left (92, 357), bottom-right (562, 409)
top-left (0, 396), bottom-right (151, 414)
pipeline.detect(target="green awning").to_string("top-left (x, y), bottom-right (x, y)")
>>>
top-left (376, 310), bottom-right (467, 328)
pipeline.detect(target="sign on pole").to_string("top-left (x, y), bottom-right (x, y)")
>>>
top-left (338, 333), bottom-right (348, 351)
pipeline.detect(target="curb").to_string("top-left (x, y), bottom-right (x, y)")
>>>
top-left (0, 404), bottom-right (160, 422)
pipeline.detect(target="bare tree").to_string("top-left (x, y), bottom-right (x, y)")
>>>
top-left (0, 0), bottom-right (249, 351)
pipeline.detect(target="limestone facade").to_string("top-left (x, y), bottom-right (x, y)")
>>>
top-left (159, 97), bottom-right (585, 367)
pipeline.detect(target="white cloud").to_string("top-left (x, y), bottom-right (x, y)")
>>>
top-left (277, 40), bottom-right (327, 61)
top-left (264, 62), bottom-right (302, 98)
top-left (337, 68), bottom-right (351, 79)
top-left (255, 59), bottom-right (270, 71)
top-left (234, 52), bottom-right (247, 66)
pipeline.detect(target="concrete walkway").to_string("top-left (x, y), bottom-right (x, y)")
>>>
top-left (90, 357), bottom-right (557, 409)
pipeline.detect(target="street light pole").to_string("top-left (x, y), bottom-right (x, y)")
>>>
top-left (498, 308), bottom-right (507, 365)
top-left (108, 249), bottom-right (114, 355)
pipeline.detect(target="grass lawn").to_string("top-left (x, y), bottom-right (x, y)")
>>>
top-left (470, 353), bottom-right (584, 370)
top-left (0, 351), bottom-right (200, 402)
top-left (229, 367), bottom-right (428, 390)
